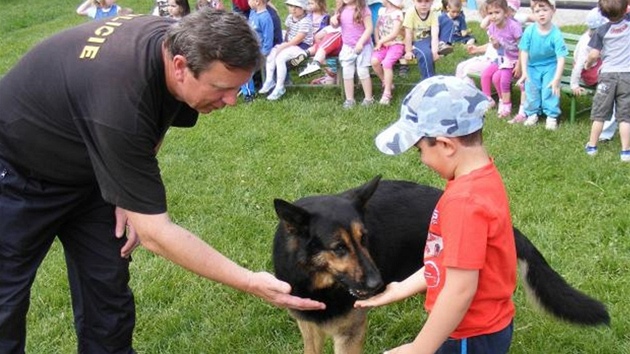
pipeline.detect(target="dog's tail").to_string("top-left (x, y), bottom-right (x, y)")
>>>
top-left (515, 228), bottom-right (610, 326)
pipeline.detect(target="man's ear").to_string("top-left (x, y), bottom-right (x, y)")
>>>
top-left (172, 55), bottom-right (188, 82)
top-left (436, 136), bottom-right (457, 157)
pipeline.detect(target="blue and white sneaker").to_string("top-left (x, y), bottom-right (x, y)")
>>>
top-left (621, 150), bottom-right (630, 162)
top-left (585, 144), bottom-right (597, 156)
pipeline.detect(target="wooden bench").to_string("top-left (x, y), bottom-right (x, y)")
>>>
top-left (466, 31), bottom-right (595, 123)
top-left (559, 31), bottom-right (596, 124)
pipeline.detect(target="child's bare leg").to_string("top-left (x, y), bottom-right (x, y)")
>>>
top-left (360, 77), bottom-right (373, 101)
top-left (344, 79), bottom-right (355, 101)
top-left (357, 65), bottom-right (373, 101)
top-left (383, 68), bottom-right (394, 95)
top-left (588, 120), bottom-right (605, 147)
top-left (619, 121), bottom-right (630, 151)
top-left (371, 59), bottom-right (384, 84)
top-left (313, 48), bottom-right (326, 64)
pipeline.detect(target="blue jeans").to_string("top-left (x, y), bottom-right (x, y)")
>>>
top-left (436, 321), bottom-right (513, 354)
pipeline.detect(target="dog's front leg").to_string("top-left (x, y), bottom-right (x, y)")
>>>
top-left (330, 309), bottom-right (367, 354)
top-left (296, 319), bottom-right (326, 354)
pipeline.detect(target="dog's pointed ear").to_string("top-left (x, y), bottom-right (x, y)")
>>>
top-left (348, 175), bottom-right (382, 211)
top-left (274, 199), bottom-right (310, 237)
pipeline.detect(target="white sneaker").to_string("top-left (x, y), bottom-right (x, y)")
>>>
top-left (545, 117), bottom-right (558, 131)
top-left (259, 80), bottom-right (276, 94)
top-left (299, 62), bottom-right (321, 77)
top-left (523, 114), bottom-right (539, 126)
top-left (266, 87), bottom-right (286, 101)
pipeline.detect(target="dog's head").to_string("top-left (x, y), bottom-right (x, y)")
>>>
top-left (273, 176), bottom-right (384, 299)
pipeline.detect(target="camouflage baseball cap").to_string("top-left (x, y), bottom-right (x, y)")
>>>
top-left (375, 76), bottom-right (489, 155)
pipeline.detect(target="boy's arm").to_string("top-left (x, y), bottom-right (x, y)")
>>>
top-left (260, 19), bottom-right (275, 56)
top-left (430, 21), bottom-right (440, 60)
top-left (570, 38), bottom-right (589, 93)
top-left (516, 50), bottom-right (528, 86)
top-left (404, 27), bottom-right (414, 59)
top-left (549, 56), bottom-right (565, 96)
top-left (278, 31), bottom-right (307, 51)
top-left (354, 266), bottom-right (428, 308)
top-left (388, 268), bottom-right (479, 354)
top-left (585, 48), bottom-right (601, 70)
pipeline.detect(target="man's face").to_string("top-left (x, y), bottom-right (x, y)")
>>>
top-left (174, 60), bottom-right (251, 114)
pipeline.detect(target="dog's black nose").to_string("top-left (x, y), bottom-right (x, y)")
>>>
top-left (365, 274), bottom-right (383, 293)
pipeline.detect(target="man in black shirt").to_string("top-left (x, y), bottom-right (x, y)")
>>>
top-left (0, 9), bottom-right (324, 353)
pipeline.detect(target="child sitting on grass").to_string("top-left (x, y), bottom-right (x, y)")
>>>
top-left (371, 0), bottom-right (405, 105)
top-left (515, 0), bottom-right (567, 130)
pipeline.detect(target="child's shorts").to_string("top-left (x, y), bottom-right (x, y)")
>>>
top-left (591, 72), bottom-right (630, 123)
top-left (372, 43), bottom-right (405, 69)
top-left (435, 321), bottom-right (513, 354)
top-left (339, 43), bottom-right (372, 69)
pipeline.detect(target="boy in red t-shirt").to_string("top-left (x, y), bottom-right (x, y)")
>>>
top-left (356, 75), bottom-right (517, 354)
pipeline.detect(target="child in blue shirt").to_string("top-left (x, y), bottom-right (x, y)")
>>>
top-left (516, 0), bottom-right (567, 131)
top-left (438, 0), bottom-right (475, 47)
top-left (240, 0), bottom-right (275, 102)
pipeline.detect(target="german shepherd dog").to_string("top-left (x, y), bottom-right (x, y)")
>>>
top-left (273, 176), bottom-right (610, 354)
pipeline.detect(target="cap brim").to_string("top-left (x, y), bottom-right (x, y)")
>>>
top-left (375, 119), bottom-right (424, 156)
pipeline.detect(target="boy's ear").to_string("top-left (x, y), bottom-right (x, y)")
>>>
top-left (436, 136), bottom-right (457, 156)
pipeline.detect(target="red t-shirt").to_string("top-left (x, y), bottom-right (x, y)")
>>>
top-left (423, 161), bottom-right (516, 339)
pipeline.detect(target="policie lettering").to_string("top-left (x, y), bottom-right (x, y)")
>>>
top-left (79, 15), bottom-right (140, 59)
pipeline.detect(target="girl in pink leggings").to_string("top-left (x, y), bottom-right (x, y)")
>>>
top-left (480, 0), bottom-right (522, 118)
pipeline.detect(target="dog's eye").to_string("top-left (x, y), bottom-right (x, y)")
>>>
top-left (332, 244), bottom-right (348, 256)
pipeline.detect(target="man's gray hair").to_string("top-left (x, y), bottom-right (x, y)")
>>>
top-left (164, 9), bottom-right (263, 77)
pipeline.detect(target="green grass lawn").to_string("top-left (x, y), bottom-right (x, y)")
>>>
top-left (2, 0), bottom-right (629, 353)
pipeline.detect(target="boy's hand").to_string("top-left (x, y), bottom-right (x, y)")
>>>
top-left (549, 79), bottom-right (561, 96)
top-left (404, 51), bottom-right (415, 60)
top-left (354, 282), bottom-right (402, 308)
top-left (572, 86), bottom-right (586, 96)
top-left (516, 74), bottom-right (527, 87)
top-left (432, 51), bottom-right (441, 61)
